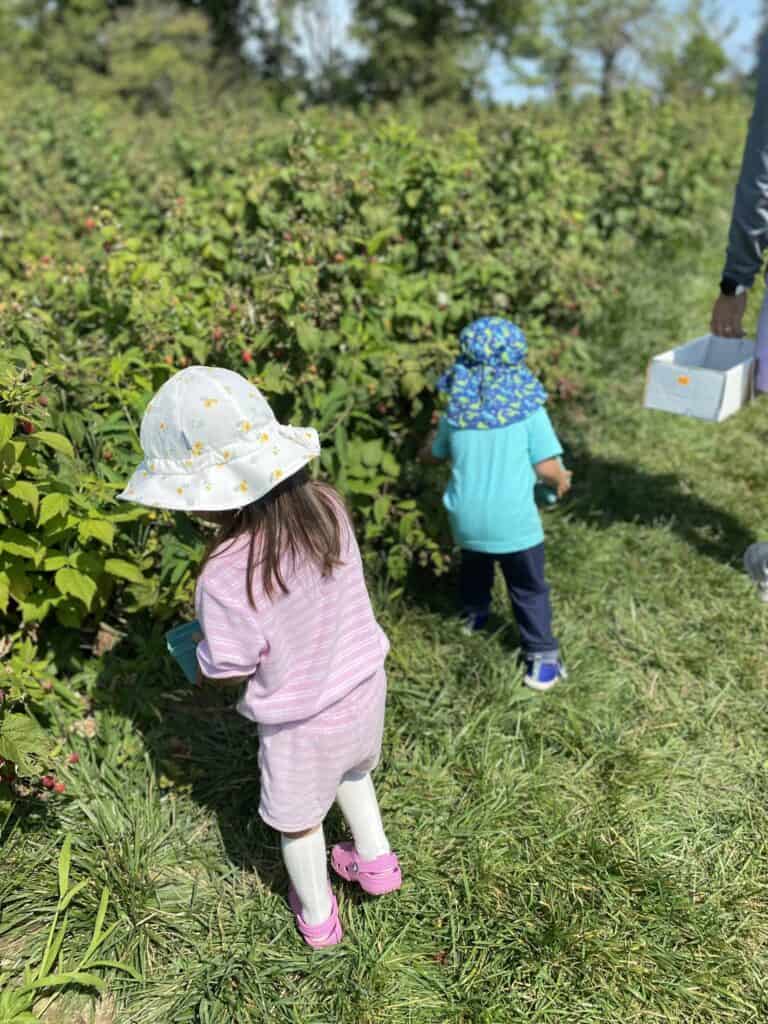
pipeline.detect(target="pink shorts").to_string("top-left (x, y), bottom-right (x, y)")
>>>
top-left (257, 668), bottom-right (387, 833)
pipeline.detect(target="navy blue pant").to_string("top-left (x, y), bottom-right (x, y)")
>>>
top-left (459, 543), bottom-right (558, 656)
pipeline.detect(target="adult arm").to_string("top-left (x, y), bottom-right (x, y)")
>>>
top-left (712, 33), bottom-right (768, 336)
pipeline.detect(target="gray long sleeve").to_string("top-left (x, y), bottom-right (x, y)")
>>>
top-left (723, 32), bottom-right (768, 288)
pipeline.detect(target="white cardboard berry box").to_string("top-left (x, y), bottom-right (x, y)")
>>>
top-left (643, 335), bottom-right (755, 422)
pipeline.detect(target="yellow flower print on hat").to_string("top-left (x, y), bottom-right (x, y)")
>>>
top-left (202, 398), bottom-right (218, 409)
top-left (272, 468), bottom-right (284, 482)
top-left (191, 441), bottom-right (204, 456)
top-left (259, 432), bottom-right (270, 443)
top-left (240, 420), bottom-right (253, 433)
top-left (236, 481), bottom-right (249, 494)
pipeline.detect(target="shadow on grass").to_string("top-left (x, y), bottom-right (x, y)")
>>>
top-left (564, 450), bottom-right (756, 567)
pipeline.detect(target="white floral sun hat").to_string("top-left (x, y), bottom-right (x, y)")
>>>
top-left (119, 366), bottom-right (320, 512)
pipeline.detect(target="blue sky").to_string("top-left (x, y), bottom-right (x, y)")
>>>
top-left (488, 0), bottom-right (763, 102)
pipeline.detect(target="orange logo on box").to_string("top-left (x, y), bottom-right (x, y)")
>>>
top-left (677, 375), bottom-right (690, 385)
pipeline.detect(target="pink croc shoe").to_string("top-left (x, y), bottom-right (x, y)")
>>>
top-left (331, 842), bottom-right (402, 896)
top-left (288, 887), bottom-right (343, 949)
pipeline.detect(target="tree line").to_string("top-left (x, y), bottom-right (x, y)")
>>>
top-left (0, 0), bottom-right (759, 110)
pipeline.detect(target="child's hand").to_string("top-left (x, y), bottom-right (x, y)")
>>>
top-left (556, 470), bottom-right (573, 498)
top-left (534, 458), bottom-right (572, 499)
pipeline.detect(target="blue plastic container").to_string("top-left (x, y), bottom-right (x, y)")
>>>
top-left (534, 482), bottom-right (558, 507)
top-left (165, 620), bottom-right (203, 685)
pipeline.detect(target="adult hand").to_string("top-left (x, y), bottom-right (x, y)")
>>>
top-left (711, 292), bottom-right (747, 338)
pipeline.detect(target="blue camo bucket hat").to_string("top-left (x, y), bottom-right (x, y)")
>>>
top-left (437, 317), bottom-right (547, 430)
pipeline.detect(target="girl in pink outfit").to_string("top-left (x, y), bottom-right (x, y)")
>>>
top-left (120, 366), bottom-right (401, 948)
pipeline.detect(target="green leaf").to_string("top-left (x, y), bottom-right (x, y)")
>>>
top-left (6, 560), bottom-right (32, 600)
top-left (104, 559), bottom-right (146, 584)
top-left (295, 320), bottom-right (321, 353)
top-left (83, 959), bottom-right (142, 981)
top-left (401, 371), bottom-right (426, 398)
top-left (78, 520), bottom-right (115, 547)
top-left (7, 481), bottom-right (38, 514)
top-left (361, 440), bottom-right (382, 468)
top-left (54, 568), bottom-right (97, 609)
top-left (60, 878), bottom-right (90, 911)
top-left (58, 836), bottom-right (72, 901)
top-left (373, 496), bottom-right (391, 523)
top-left (39, 493), bottom-right (70, 526)
top-left (0, 571), bottom-right (8, 613)
top-left (56, 599), bottom-right (84, 629)
top-left (71, 551), bottom-right (104, 576)
top-left (41, 917), bottom-right (68, 978)
top-left (22, 972), bottom-right (105, 993)
top-left (381, 452), bottom-right (400, 477)
top-left (0, 442), bottom-right (17, 471)
top-left (32, 431), bottom-right (74, 458)
top-left (0, 713), bottom-right (51, 776)
top-left (0, 415), bottom-right (14, 449)
top-left (0, 527), bottom-right (43, 561)
top-left (18, 590), bottom-right (59, 623)
top-left (7, 496), bottom-right (31, 529)
top-left (91, 888), bottom-right (109, 950)
top-left (42, 554), bottom-right (70, 571)
top-left (366, 228), bottom-right (397, 255)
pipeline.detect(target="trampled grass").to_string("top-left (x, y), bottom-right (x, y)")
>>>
top-left (3, 244), bottom-right (768, 1022)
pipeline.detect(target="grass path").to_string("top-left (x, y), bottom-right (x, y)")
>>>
top-left (4, 246), bottom-right (768, 1023)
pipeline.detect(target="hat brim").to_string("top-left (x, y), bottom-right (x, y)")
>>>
top-left (118, 425), bottom-right (320, 512)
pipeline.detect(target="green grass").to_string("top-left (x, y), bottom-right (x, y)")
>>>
top-left (4, 240), bottom-right (768, 1023)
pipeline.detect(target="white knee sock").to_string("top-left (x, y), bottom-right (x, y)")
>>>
top-left (281, 829), bottom-right (332, 925)
top-left (336, 771), bottom-right (391, 861)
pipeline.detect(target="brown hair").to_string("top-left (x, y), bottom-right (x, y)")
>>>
top-left (199, 467), bottom-right (345, 608)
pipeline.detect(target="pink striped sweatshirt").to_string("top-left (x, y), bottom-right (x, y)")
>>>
top-left (194, 501), bottom-right (389, 726)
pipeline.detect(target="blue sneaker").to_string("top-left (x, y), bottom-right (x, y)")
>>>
top-left (524, 656), bottom-right (567, 692)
